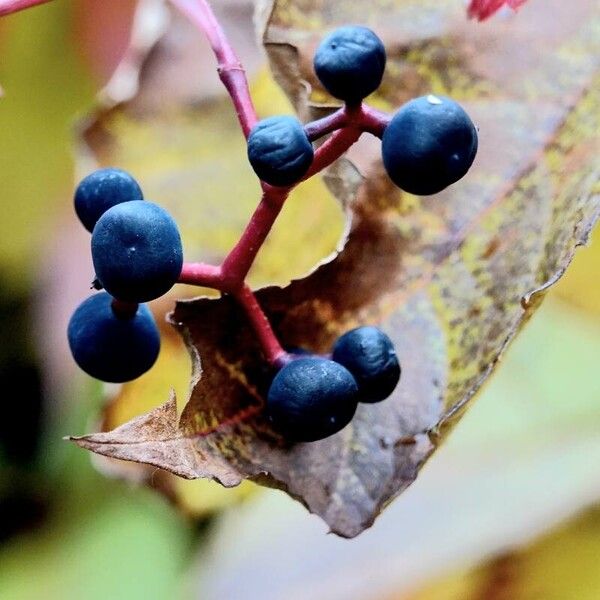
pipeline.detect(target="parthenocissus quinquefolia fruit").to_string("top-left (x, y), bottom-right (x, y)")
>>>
top-left (68, 24), bottom-right (478, 443)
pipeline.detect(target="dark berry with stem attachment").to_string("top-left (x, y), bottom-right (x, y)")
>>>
top-left (75, 167), bottom-right (144, 233)
top-left (247, 116), bottom-right (314, 187)
top-left (332, 326), bottom-right (400, 403)
top-left (67, 292), bottom-right (160, 383)
top-left (266, 357), bottom-right (359, 442)
top-left (313, 26), bottom-right (386, 104)
top-left (91, 200), bottom-right (183, 303)
top-left (381, 95), bottom-right (478, 195)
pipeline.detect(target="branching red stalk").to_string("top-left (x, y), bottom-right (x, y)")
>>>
top-left (305, 104), bottom-right (388, 141)
top-left (0, 0), bottom-right (51, 16)
top-left (169, 0), bottom-right (257, 137)
top-left (221, 127), bottom-right (361, 285)
top-left (358, 105), bottom-right (391, 138)
top-left (171, 1), bottom-right (382, 365)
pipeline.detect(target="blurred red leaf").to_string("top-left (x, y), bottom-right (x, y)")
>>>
top-left (73, 0), bottom-right (138, 86)
top-left (467, 0), bottom-right (528, 21)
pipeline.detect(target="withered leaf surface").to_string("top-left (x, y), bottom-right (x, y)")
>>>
top-left (72, 0), bottom-right (600, 537)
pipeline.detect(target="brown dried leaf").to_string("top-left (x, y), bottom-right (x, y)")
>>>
top-left (72, 0), bottom-right (600, 536)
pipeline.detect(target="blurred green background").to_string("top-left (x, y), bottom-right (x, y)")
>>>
top-left (0, 1), bottom-right (599, 599)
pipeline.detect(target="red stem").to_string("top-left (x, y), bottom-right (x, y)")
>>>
top-left (178, 264), bottom-right (287, 366)
top-left (304, 107), bottom-right (348, 141)
top-left (303, 126), bottom-right (362, 179)
top-left (168, 3), bottom-right (380, 367)
top-left (233, 285), bottom-right (287, 366)
top-left (177, 125), bottom-right (363, 363)
top-left (0, 0), bottom-right (51, 15)
top-left (358, 105), bottom-right (390, 138)
top-left (222, 126), bottom-right (361, 285)
top-left (178, 262), bottom-right (224, 288)
top-left (177, 125), bottom-right (363, 364)
top-left (220, 188), bottom-right (289, 288)
top-left (169, 0), bottom-right (257, 137)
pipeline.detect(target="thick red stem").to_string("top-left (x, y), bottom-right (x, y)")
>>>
top-left (358, 104), bottom-right (390, 138)
top-left (303, 126), bottom-right (362, 179)
top-left (169, 0), bottom-right (257, 137)
top-left (306, 103), bottom-right (389, 141)
top-left (167, 4), bottom-right (374, 366)
top-left (222, 127), bottom-right (361, 285)
top-left (220, 188), bottom-right (289, 287)
top-left (178, 262), bottom-right (224, 289)
top-left (182, 127), bottom-right (362, 294)
top-left (182, 127), bottom-right (362, 291)
top-left (233, 285), bottom-right (287, 366)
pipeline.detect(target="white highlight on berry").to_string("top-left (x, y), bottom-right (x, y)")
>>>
top-left (427, 94), bottom-right (443, 105)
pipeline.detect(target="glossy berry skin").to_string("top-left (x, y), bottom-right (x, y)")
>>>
top-left (67, 292), bottom-right (160, 383)
top-left (91, 201), bottom-right (183, 303)
top-left (75, 168), bottom-right (144, 232)
top-left (313, 26), bottom-right (386, 103)
top-left (382, 95), bottom-right (478, 195)
top-left (332, 326), bottom-right (400, 403)
top-left (247, 116), bottom-right (314, 187)
top-left (266, 357), bottom-right (359, 442)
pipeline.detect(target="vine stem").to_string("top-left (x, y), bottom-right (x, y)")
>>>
top-left (304, 104), bottom-right (389, 141)
top-left (0, 0), bottom-right (51, 16)
top-left (178, 262), bottom-right (223, 288)
top-left (169, 0), bottom-right (257, 137)
top-left (221, 126), bottom-right (361, 285)
top-left (233, 285), bottom-right (287, 366)
top-left (359, 105), bottom-right (391, 138)
top-left (304, 107), bottom-right (348, 141)
top-left (170, 0), bottom-right (375, 366)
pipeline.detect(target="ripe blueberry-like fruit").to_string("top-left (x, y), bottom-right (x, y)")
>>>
top-left (91, 200), bottom-right (183, 303)
top-left (74, 167), bottom-right (144, 232)
top-left (332, 326), bottom-right (400, 403)
top-left (67, 292), bottom-right (160, 383)
top-left (267, 357), bottom-right (359, 442)
top-left (247, 116), bottom-right (314, 187)
top-left (381, 95), bottom-right (478, 195)
top-left (313, 26), bottom-right (386, 103)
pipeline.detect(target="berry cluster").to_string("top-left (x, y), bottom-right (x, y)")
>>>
top-left (269, 327), bottom-right (400, 442)
top-left (68, 17), bottom-right (478, 443)
top-left (69, 168), bottom-right (183, 383)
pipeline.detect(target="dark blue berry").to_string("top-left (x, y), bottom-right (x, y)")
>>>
top-left (247, 116), bottom-right (314, 187)
top-left (313, 26), bottom-right (386, 104)
top-left (91, 201), bottom-right (183, 303)
top-left (75, 168), bottom-right (144, 232)
top-left (67, 292), bottom-right (160, 383)
top-left (332, 326), bottom-right (400, 403)
top-left (267, 357), bottom-right (359, 442)
top-left (381, 95), bottom-right (478, 195)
